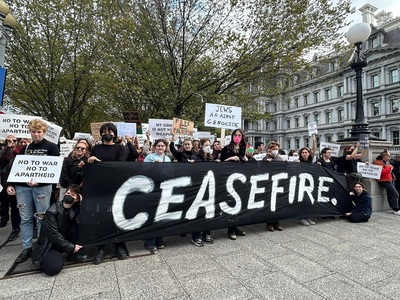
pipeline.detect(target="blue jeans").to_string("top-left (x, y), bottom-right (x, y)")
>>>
top-left (16, 185), bottom-right (52, 249)
top-left (379, 181), bottom-right (400, 210)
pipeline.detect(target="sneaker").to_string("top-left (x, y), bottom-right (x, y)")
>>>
top-left (227, 230), bottom-right (237, 240)
top-left (202, 233), bottom-right (214, 244)
top-left (393, 210), bottom-right (400, 216)
top-left (93, 246), bottom-right (105, 265)
top-left (15, 247), bottom-right (33, 263)
top-left (191, 238), bottom-right (204, 247)
top-left (307, 218), bottom-right (316, 225)
top-left (7, 229), bottom-right (20, 242)
top-left (300, 218), bottom-right (310, 226)
top-left (67, 253), bottom-right (87, 263)
top-left (235, 228), bottom-right (246, 236)
top-left (144, 244), bottom-right (157, 252)
top-left (156, 243), bottom-right (165, 249)
top-left (115, 243), bottom-right (128, 260)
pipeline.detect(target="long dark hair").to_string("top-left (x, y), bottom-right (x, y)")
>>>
top-left (228, 128), bottom-right (246, 152)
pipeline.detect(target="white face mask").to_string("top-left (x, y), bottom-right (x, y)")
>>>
top-left (203, 145), bottom-right (212, 154)
top-left (271, 149), bottom-right (279, 156)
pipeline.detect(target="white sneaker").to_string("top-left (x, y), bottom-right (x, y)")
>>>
top-left (300, 218), bottom-right (310, 226)
top-left (393, 210), bottom-right (400, 216)
top-left (307, 218), bottom-right (316, 225)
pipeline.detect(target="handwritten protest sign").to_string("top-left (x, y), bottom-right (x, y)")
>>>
top-left (204, 103), bottom-right (242, 130)
top-left (8, 155), bottom-right (64, 184)
top-left (90, 122), bottom-right (111, 142)
top-left (0, 114), bottom-right (42, 139)
top-left (172, 118), bottom-right (194, 138)
top-left (122, 111), bottom-right (141, 123)
top-left (60, 143), bottom-right (74, 158)
top-left (357, 162), bottom-right (382, 179)
top-left (319, 142), bottom-right (341, 157)
top-left (44, 121), bottom-right (63, 144)
top-left (115, 122), bottom-right (137, 137)
top-left (148, 119), bottom-right (173, 140)
top-left (359, 133), bottom-right (370, 150)
top-left (73, 132), bottom-right (91, 140)
top-left (308, 122), bottom-right (318, 136)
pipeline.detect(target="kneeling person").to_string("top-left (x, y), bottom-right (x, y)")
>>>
top-left (31, 184), bottom-right (86, 276)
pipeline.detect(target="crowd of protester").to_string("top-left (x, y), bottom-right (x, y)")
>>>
top-left (1, 121), bottom-right (399, 276)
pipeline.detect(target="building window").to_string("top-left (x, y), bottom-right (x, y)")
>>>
top-left (389, 69), bottom-right (399, 84)
top-left (295, 138), bottom-right (300, 149)
top-left (326, 136), bottom-right (332, 143)
top-left (314, 114), bottom-right (320, 125)
top-left (338, 110), bottom-right (344, 122)
top-left (304, 115), bottom-right (309, 126)
top-left (337, 85), bottom-right (344, 98)
top-left (393, 130), bottom-right (400, 146)
top-left (391, 98), bottom-right (400, 113)
top-left (286, 119), bottom-right (290, 129)
top-left (329, 62), bottom-right (337, 72)
top-left (325, 89), bottom-right (332, 101)
top-left (371, 74), bottom-right (379, 88)
top-left (304, 94), bottom-right (309, 106)
top-left (372, 102), bottom-right (380, 116)
top-left (372, 131), bottom-right (380, 138)
top-left (265, 122), bottom-right (269, 131)
top-left (371, 37), bottom-right (379, 48)
top-left (295, 118), bottom-right (299, 128)
top-left (304, 137), bottom-right (309, 147)
top-left (337, 134), bottom-right (344, 141)
top-left (294, 97), bottom-right (299, 108)
top-left (274, 121), bottom-right (277, 130)
top-left (314, 91), bottom-right (319, 103)
top-left (326, 111), bottom-right (331, 124)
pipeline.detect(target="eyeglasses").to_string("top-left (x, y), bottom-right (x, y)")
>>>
top-left (7, 139), bottom-right (17, 142)
top-left (76, 147), bottom-right (86, 150)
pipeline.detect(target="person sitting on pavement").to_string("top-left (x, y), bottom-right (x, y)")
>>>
top-left (345, 182), bottom-right (372, 223)
top-left (31, 184), bottom-right (86, 276)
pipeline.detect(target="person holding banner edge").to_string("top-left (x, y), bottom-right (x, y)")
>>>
top-left (6, 119), bottom-right (60, 263)
top-left (220, 129), bottom-right (247, 240)
top-left (88, 122), bottom-right (130, 264)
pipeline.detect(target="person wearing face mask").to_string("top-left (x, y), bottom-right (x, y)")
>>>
top-left (88, 123), bottom-right (129, 264)
top-left (31, 185), bottom-right (86, 276)
top-left (220, 129), bottom-right (248, 240)
top-left (334, 142), bottom-right (367, 191)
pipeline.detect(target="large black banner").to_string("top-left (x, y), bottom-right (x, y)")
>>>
top-left (79, 162), bottom-right (352, 246)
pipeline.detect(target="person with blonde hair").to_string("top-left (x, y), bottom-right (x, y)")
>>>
top-left (6, 119), bottom-right (60, 263)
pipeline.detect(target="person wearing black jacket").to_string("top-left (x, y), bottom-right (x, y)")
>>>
top-left (345, 182), bottom-right (372, 223)
top-left (59, 141), bottom-right (89, 188)
top-left (31, 185), bottom-right (85, 275)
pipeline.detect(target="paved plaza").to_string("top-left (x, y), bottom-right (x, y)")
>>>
top-left (1, 211), bottom-right (400, 299)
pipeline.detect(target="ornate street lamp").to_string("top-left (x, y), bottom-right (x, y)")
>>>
top-left (342, 22), bottom-right (375, 142)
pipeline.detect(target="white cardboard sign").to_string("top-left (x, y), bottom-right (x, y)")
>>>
top-left (204, 103), bottom-right (241, 130)
top-left (8, 155), bottom-right (64, 184)
top-left (148, 119), bottom-right (173, 140)
top-left (357, 162), bottom-right (382, 179)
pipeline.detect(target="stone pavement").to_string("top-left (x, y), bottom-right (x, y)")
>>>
top-left (1, 211), bottom-right (400, 299)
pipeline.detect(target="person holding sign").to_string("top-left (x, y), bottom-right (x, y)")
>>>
top-left (345, 182), bottom-right (372, 223)
top-left (6, 119), bottom-right (60, 263)
top-left (220, 129), bottom-right (248, 240)
top-left (373, 150), bottom-right (400, 216)
top-left (88, 123), bottom-right (129, 264)
top-left (335, 142), bottom-right (367, 191)
top-left (31, 184), bottom-right (86, 275)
